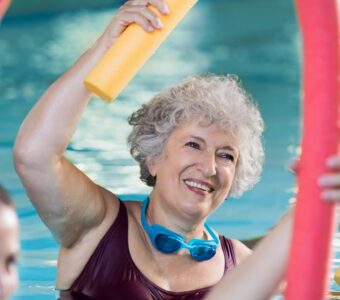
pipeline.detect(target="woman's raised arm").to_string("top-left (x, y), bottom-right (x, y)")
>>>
top-left (205, 209), bottom-right (293, 300)
top-left (13, 0), bottom-right (169, 247)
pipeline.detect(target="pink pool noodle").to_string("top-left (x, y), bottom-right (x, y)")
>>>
top-left (0, 0), bottom-right (11, 20)
top-left (285, 0), bottom-right (339, 299)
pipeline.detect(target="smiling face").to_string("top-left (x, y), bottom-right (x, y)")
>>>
top-left (0, 206), bottom-right (19, 300)
top-left (148, 118), bottom-right (239, 221)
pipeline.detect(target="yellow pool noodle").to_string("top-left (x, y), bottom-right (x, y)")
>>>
top-left (334, 266), bottom-right (340, 286)
top-left (84, 0), bottom-right (198, 101)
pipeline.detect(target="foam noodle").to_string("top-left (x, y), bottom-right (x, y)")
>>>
top-left (84, 0), bottom-right (198, 101)
top-left (285, 0), bottom-right (339, 299)
top-left (334, 266), bottom-right (340, 286)
top-left (0, 0), bottom-right (12, 20)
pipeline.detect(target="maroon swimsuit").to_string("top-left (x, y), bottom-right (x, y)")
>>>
top-left (59, 200), bottom-right (236, 300)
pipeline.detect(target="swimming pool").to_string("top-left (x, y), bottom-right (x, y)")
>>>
top-left (0, 0), bottom-right (337, 298)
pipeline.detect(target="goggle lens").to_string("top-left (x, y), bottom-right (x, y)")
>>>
top-left (155, 234), bottom-right (216, 261)
top-left (155, 234), bottom-right (182, 253)
top-left (191, 245), bottom-right (216, 261)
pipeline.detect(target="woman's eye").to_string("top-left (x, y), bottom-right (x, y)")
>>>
top-left (185, 141), bottom-right (200, 149)
top-left (219, 153), bottom-right (234, 162)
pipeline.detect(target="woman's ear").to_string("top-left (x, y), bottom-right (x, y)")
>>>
top-left (147, 157), bottom-right (157, 177)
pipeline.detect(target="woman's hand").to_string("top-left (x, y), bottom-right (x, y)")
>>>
top-left (289, 154), bottom-right (340, 201)
top-left (98, 0), bottom-right (169, 48)
top-left (318, 155), bottom-right (340, 201)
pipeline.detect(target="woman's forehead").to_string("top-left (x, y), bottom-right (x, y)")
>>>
top-left (179, 117), bottom-right (234, 133)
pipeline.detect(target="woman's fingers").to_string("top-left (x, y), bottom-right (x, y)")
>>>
top-left (118, 10), bottom-right (157, 32)
top-left (318, 155), bottom-right (340, 189)
top-left (288, 159), bottom-right (300, 174)
top-left (287, 155), bottom-right (340, 201)
top-left (150, 0), bottom-right (170, 14)
top-left (103, 0), bottom-right (168, 42)
top-left (326, 155), bottom-right (340, 169)
top-left (319, 174), bottom-right (340, 201)
top-left (129, 0), bottom-right (170, 15)
top-left (289, 154), bottom-right (340, 201)
top-left (318, 174), bottom-right (340, 187)
top-left (122, 5), bottom-right (164, 30)
top-left (318, 154), bottom-right (340, 201)
top-left (321, 189), bottom-right (340, 201)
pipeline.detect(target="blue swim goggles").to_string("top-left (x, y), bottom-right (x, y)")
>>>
top-left (141, 198), bottom-right (219, 262)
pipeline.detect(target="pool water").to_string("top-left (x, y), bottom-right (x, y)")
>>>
top-left (0, 0), bottom-right (338, 299)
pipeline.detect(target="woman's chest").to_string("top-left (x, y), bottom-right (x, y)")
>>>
top-left (127, 216), bottom-right (226, 293)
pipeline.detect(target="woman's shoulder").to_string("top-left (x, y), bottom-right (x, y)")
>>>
top-left (123, 200), bottom-right (143, 219)
top-left (57, 191), bottom-right (123, 288)
top-left (230, 239), bottom-right (252, 265)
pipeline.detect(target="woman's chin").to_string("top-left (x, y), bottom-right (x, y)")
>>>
top-left (180, 201), bottom-right (210, 220)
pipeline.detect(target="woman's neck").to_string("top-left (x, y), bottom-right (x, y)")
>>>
top-left (147, 192), bottom-right (207, 241)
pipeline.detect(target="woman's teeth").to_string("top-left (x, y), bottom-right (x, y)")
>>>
top-left (185, 180), bottom-right (212, 192)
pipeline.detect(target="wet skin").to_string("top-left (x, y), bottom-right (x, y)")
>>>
top-left (0, 206), bottom-right (19, 300)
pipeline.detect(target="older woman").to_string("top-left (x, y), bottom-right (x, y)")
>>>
top-left (13, 0), bottom-right (340, 299)
top-left (0, 186), bottom-right (19, 300)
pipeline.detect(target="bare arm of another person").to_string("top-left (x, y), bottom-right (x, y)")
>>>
top-left (205, 209), bottom-right (293, 300)
top-left (13, 0), bottom-right (169, 247)
top-left (205, 155), bottom-right (340, 300)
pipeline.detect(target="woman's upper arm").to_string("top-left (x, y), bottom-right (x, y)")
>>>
top-left (15, 154), bottom-right (120, 247)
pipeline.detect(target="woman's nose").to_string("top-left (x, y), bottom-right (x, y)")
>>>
top-left (199, 152), bottom-right (217, 177)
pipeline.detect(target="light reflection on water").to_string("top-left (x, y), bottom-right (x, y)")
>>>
top-left (1, 0), bottom-right (339, 299)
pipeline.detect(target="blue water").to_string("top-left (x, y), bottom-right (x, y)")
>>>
top-left (0, 0), bottom-right (337, 299)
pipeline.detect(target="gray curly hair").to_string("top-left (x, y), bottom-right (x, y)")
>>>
top-left (128, 74), bottom-right (264, 198)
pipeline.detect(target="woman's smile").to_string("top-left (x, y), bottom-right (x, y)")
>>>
top-left (149, 117), bottom-right (239, 218)
top-left (183, 178), bottom-right (214, 195)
